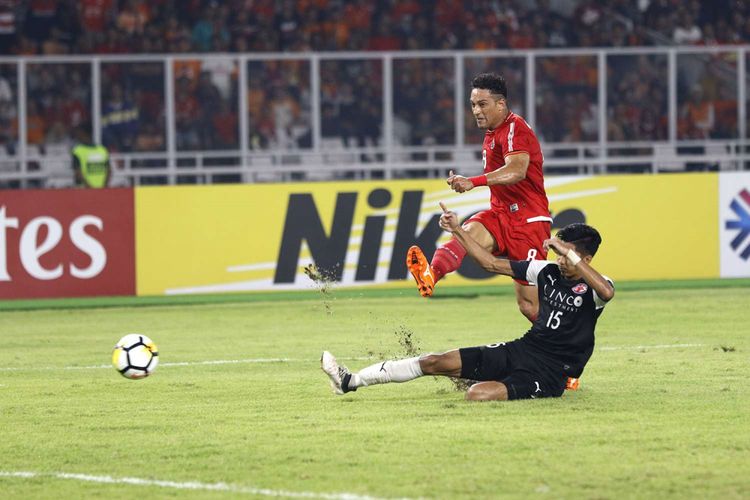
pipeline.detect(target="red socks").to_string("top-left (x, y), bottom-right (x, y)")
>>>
top-left (430, 239), bottom-right (467, 282)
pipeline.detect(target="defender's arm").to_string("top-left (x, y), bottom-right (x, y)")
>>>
top-left (545, 237), bottom-right (615, 302)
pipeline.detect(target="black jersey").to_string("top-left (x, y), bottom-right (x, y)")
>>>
top-left (510, 260), bottom-right (614, 378)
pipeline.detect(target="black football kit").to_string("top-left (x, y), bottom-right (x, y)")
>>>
top-left (459, 260), bottom-right (613, 400)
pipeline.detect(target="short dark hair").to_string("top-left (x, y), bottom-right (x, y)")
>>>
top-left (471, 73), bottom-right (507, 99)
top-left (556, 223), bottom-right (602, 257)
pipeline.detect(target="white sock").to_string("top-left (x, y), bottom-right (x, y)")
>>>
top-left (349, 357), bottom-right (423, 388)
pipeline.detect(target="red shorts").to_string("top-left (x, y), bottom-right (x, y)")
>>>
top-left (465, 209), bottom-right (550, 285)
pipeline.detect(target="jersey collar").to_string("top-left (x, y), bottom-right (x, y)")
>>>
top-left (487, 111), bottom-right (514, 132)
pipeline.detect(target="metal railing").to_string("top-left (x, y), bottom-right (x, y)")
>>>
top-left (0, 45), bottom-right (748, 188)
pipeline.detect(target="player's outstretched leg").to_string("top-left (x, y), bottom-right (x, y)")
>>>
top-left (406, 245), bottom-right (435, 297)
top-left (321, 351), bottom-right (425, 395)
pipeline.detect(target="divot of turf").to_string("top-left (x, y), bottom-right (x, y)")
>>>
top-left (303, 263), bottom-right (337, 315)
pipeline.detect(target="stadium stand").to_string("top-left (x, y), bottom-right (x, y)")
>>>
top-left (0, 0), bottom-right (749, 187)
top-left (2, 1), bottom-right (749, 55)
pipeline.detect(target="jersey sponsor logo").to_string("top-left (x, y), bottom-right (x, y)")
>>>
top-left (725, 188), bottom-right (750, 260)
top-left (543, 283), bottom-right (583, 312)
top-left (572, 283), bottom-right (588, 294)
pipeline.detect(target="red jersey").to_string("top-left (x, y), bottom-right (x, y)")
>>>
top-left (482, 111), bottom-right (551, 223)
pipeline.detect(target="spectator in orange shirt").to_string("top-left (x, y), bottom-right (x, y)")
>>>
top-left (681, 85), bottom-right (715, 139)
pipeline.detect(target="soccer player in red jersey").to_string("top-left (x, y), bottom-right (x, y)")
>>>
top-left (407, 73), bottom-right (551, 322)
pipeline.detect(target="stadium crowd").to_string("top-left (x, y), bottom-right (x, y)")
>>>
top-left (1, 0), bottom-right (748, 55)
top-left (0, 0), bottom-right (746, 156)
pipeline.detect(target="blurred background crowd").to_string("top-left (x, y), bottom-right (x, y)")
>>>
top-left (0, 0), bottom-right (747, 158)
top-left (1, 0), bottom-right (748, 55)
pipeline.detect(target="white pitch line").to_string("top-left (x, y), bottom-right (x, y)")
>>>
top-left (0, 344), bottom-right (706, 373)
top-left (598, 343), bottom-right (705, 351)
top-left (0, 356), bottom-right (375, 372)
top-left (0, 471), bottom-right (411, 500)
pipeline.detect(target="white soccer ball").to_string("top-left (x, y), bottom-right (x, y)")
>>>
top-left (112, 334), bottom-right (159, 379)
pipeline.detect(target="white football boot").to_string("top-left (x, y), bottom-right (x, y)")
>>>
top-left (320, 351), bottom-right (355, 394)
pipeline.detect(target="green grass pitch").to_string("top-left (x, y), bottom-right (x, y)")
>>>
top-left (0, 280), bottom-right (748, 499)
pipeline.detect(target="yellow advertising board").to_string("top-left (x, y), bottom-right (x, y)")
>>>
top-left (135, 173), bottom-right (718, 296)
top-left (545, 173), bottom-right (717, 280)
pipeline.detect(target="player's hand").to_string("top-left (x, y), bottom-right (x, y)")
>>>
top-left (446, 170), bottom-right (474, 193)
top-left (438, 201), bottom-right (460, 232)
top-left (446, 170), bottom-right (456, 185)
top-left (543, 237), bottom-right (573, 256)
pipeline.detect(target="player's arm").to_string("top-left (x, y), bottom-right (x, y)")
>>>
top-left (447, 153), bottom-right (529, 193)
top-left (544, 237), bottom-right (615, 302)
top-left (485, 152), bottom-right (529, 185)
top-left (438, 203), bottom-right (513, 276)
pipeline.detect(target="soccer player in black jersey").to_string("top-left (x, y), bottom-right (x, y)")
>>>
top-left (321, 203), bottom-right (614, 401)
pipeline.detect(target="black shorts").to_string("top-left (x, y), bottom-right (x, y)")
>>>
top-left (459, 342), bottom-right (566, 400)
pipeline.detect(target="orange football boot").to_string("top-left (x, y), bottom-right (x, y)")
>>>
top-left (406, 245), bottom-right (435, 297)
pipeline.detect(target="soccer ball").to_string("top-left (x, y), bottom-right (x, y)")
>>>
top-left (112, 334), bottom-right (159, 379)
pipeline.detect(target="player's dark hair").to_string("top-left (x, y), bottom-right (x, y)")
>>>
top-left (556, 223), bottom-right (602, 257)
top-left (471, 73), bottom-right (507, 100)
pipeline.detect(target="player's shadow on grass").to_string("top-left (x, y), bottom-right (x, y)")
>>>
top-left (429, 294), bottom-right (481, 300)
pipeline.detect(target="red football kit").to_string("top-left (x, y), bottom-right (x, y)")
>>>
top-left (466, 111), bottom-right (551, 280)
top-left (427, 111), bottom-right (551, 289)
